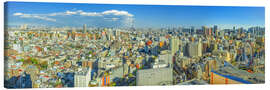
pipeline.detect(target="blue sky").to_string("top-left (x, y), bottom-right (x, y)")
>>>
top-left (5, 2), bottom-right (265, 29)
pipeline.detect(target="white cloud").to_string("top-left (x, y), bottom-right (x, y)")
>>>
top-left (31, 15), bottom-right (56, 22)
top-left (44, 10), bottom-right (134, 17)
top-left (19, 14), bottom-right (31, 18)
top-left (13, 13), bottom-right (56, 22)
top-left (13, 9), bottom-right (134, 27)
top-left (13, 13), bottom-right (23, 16)
top-left (102, 10), bottom-right (133, 17)
top-left (80, 12), bottom-right (102, 16)
top-left (65, 10), bottom-right (77, 15)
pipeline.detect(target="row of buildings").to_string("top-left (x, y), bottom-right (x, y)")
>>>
top-left (4, 24), bottom-right (265, 88)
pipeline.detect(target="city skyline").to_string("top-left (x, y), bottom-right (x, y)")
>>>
top-left (4, 2), bottom-right (265, 88)
top-left (5, 2), bottom-right (265, 29)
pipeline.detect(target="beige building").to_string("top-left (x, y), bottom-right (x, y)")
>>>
top-left (74, 68), bottom-right (91, 87)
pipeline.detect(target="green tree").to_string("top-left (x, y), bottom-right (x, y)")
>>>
top-left (19, 58), bottom-right (24, 62)
top-left (111, 82), bottom-right (116, 86)
top-left (128, 73), bottom-right (134, 77)
top-left (30, 58), bottom-right (38, 64)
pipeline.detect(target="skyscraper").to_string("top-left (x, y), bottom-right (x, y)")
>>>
top-left (170, 36), bottom-right (179, 56)
top-left (83, 24), bottom-right (87, 33)
top-left (213, 25), bottom-right (218, 36)
top-left (187, 40), bottom-right (202, 57)
top-left (202, 26), bottom-right (208, 36)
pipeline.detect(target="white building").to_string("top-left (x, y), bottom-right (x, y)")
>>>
top-left (159, 50), bottom-right (173, 67)
top-left (170, 36), bottom-right (180, 55)
top-left (13, 44), bottom-right (22, 53)
top-left (74, 67), bottom-right (92, 87)
top-left (187, 41), bottom-right (202, 57)
top-left (136, 68), bottom-right (173, 86)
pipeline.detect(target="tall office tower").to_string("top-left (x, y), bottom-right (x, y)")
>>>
top-left (208, 28), bottom-right (212, 36)
top-left (83, 24), bottom-right (87, 33)
top-left (115, 29), bottom-right (122, 41)
top-left (202, 41), bottom-right (208, 53)
top-left (238, 27), bottom-right (244, 35)
top-left (67, 32), bottom-right (71, 40)
top-left (213, 25), bottom-right (218, 36)
top-left (202, 26), bottom-right (208, 36)
top-left (178, 26), bottom-right (183, 33)
top-left (72, 28), bottom-right (76, 40)
top-left (19, 38), bottom-right (24, 51)
top-left (248, 27), bottom-right (255, 35)
top-left (191, 26), bottom-right (195, 35)
top-left (107, 29), bottom-right (113, 40)
top-left (198, 38), bottom-right (202, 57)
top-left (102, 30), bottom-right (107, 41)
top-left (170, 36), bottom-right (179, 56)
top-left (187, 40), bottom-right (202, 57)
top-left (74, 68), bottom-right (92, 87)
top-left (123, 64), bottom-right (129, 76)
top-left (187, 42), bottom-right (197, 57)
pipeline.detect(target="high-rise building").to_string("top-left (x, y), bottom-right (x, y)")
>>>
top-left (101, 29), bottom-right (107, 41)
top-left (74, 68), bottom-right (91, 87)
top-left (208, 28), bottom-right (212, 36)
top-left (187, 40), bottom-right (202, 57)
top-left (191, 26), bottom-right (195, 35)
top-left (170, 36), bottom-right (179, 56)
top-left (213, 25), bottom-right (218, 36)
top-left (83, 24), bottom-right (87, 33)
top-left (238, 27), bottom-right (244, 35)
top-left (202, 26), bottom-right (212, 36)
top-left (159, 50), bottom-right (173, 67)
top-left (198, 39), bottom-right (202, 57)
top-left (202, 26), bottom-right (207, 35)
top-left (101, 75), bottom-right (110, 86)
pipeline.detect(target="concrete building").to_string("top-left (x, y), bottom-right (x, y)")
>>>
top-left (74, 68), bottom-right (91, 87)
top-left (136, 68), bottom-right (173, 86)
top-left (83, 24), bottom-right (87, 33)
top-left (159, 50), bottom-right (173, 67)
top-left (187, 41), bottom-right (202, 57)
top-left (151, 59), bottom-right (168, 69)
top-left (170, 36), bottom-right (179, 56)
top-left (210, 67), bottom-right (264, 84)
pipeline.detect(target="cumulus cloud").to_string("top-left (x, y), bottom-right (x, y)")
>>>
top-left (13, 13), bottom-right (56, 22)
top-left (46, 10), bottom-right (133, 17)
top-left (80, 12), bottom-right (102, 16)
top-left (13, 9), bottom-right (134, 27)
top-left (102, 10), bottom-right (133, 17)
